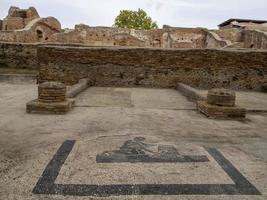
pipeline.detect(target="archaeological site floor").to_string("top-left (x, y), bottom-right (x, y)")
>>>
top-left (0, 83), bottom-right (267, 200)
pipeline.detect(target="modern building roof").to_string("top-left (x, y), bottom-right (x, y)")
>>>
top-left (218, 18), bottom-right (267, 27)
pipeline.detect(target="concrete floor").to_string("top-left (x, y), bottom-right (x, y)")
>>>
top-left (0, 83), bottom-right (267, 200)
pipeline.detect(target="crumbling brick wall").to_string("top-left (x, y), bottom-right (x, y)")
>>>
top-left (0, 20), bottom-right (3, 30)
top-left (0, 17), bottom-right (61, 43)
top-left (2, 6), bottom-right (39, 31)
top-left (1, 42), bottom-right (266, 90)
top-left (0, 43), bottom-right (38, 70)
top-left (243, 30), bottom-right (267, 49)
top-left (47, 26), bottom-right (207, 48)
top-left (214, 28), bottom-right (243, 43)
top-left (37, 45), bottom-right (267, 90)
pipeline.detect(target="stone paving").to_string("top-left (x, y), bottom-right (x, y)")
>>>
top-left (75, 87), bottom-right (196, 110)
top-left (0, 83), bottom-right (267, 200)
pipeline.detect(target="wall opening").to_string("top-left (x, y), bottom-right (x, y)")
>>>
top-left (17, 11), bottom-right (27, 18)
top-left (250, 44), bottom-right (254, 48)
top-left (36, 30), bottom-right (43, 39)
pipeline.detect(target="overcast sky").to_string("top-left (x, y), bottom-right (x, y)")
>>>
top-left (1, 0), bottom-right (267, 29)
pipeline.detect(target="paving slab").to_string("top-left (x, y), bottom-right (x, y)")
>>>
top-left (75, 87), bottom-right (195, 110)
top-left (0, 84), bottom-right (267, 200)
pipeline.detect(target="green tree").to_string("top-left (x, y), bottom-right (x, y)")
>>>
top-left (114, 9), bottom-right (158, 30)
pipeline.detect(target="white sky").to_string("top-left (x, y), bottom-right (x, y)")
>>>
top-left (1, 0), bottom-right (267, 29)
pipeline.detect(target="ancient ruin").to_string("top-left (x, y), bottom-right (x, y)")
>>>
top-left (2, 6), bottom-right (40, 31)
top-left (26, 81), bottom-right (74, 114)
top-left (0, 6), bottom-right (265, 117)
top-left (0, 6), bottom-right (61, 43)
top-left (197, 89), bottom-right (246, 119)
top-left (0, 7), bottom-right (267, 49)
top-left (1, 4), bottom-right (267, 200)
top-left (0, 5), bottom-right (266, 114)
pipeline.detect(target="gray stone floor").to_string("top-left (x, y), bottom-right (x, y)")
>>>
top-left (75, 87), bottom-right (195, 109)
top-left (0, 83), bottom-right (267, 200)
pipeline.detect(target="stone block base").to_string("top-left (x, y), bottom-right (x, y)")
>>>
top-left (197, 101), bottom-right (246, 119)
top-left (26, 99), bottom-right (75, 114)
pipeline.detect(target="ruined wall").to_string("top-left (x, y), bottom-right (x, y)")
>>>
top-left (2, 6), bottom-right (39, 31)
top-left (243, 30), bottom-right (267, 49)
top-left (1, 42), bottom-right (266, 90)
top-left (48, 26), bottom-right (207, 48)
top-left (48, 26), bottom-right (143, 46)
top-left (205, 32), bottom-right (229, 48)
top-left (0, 31), bottom-right (15, 42)
top-left (0, 6), bottom-right (61, 43)
top-left (1, 7), bottom-right (267, 50)
top-left (38, 46), bottom-right (267, 90)
top-left (2, 17), bottom-right (25, 30)
top-left (166, 28), bottom-right (206, 48)
top-left (214, 28), bottom-right (242, 43)
top-left (238, 22), bottom-right (267, 32)
top-left (0, 43), bottom-right (38, 70)
top-left (0, 20), bottom-right (2, 30)
top-left (0, 17), bottom-right (61, 43)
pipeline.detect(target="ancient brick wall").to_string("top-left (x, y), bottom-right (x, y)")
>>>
top-left (0, 20), bottom-right (3, 30)
top-left (214, 28), bottom-right (243, 43)
top-left (167, 28), bottom-right (206, 48)
top-left (205, 32), bottom-right (229, 48)
top-left (2, 6), bottom-right (39, 31)
top-left (3, 17), bottom-right (25, 30)
top-left (47, 26), bottom-right (207, 48)
top-left (0, 17), bottom-right (61, 43)
top-left (0, 31), bottom-right (15, 42)
top-left (0, 43), bottom-right (38, 70)
top-left (48, 27), bottom-right (144, 46)
top-left (38, 45), bottom-right (267, 90)
top-left (243, 30), bottom-right (267, 49)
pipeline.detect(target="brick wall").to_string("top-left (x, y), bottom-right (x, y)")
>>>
top-left (243, 30), bottom-right (267, 49)
top-left (214, 28), bottom-right (242, 43)
top-left (48, 27), bottom-right (207, 48)
top-left (0, 42), bottom-right (266, 90)
top-left (0, 42), bottom-right (38, 69)
top-left (38, 45), bottom-right (267, 90)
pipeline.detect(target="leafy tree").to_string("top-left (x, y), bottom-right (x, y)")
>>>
top-left (114, 9), bottom-right (158, 30)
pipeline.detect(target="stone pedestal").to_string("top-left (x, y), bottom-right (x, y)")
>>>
top-left (197, 89), bottom-right (246, 119)
top-left (197, 101), bottom-right (246, 119)
top-left (207, 89), bottom-right (235, 107)
top-left (27, 82), bottom-right (74, 114)
top-left (38, 82), bottom-right (67, 102)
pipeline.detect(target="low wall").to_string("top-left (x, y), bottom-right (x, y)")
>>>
top-left (0, 42), bottom-right (78, 70)
top-left (0, 42), bottom-right (38, 70)
top-left (38, 46), bottom-right (267, 90)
